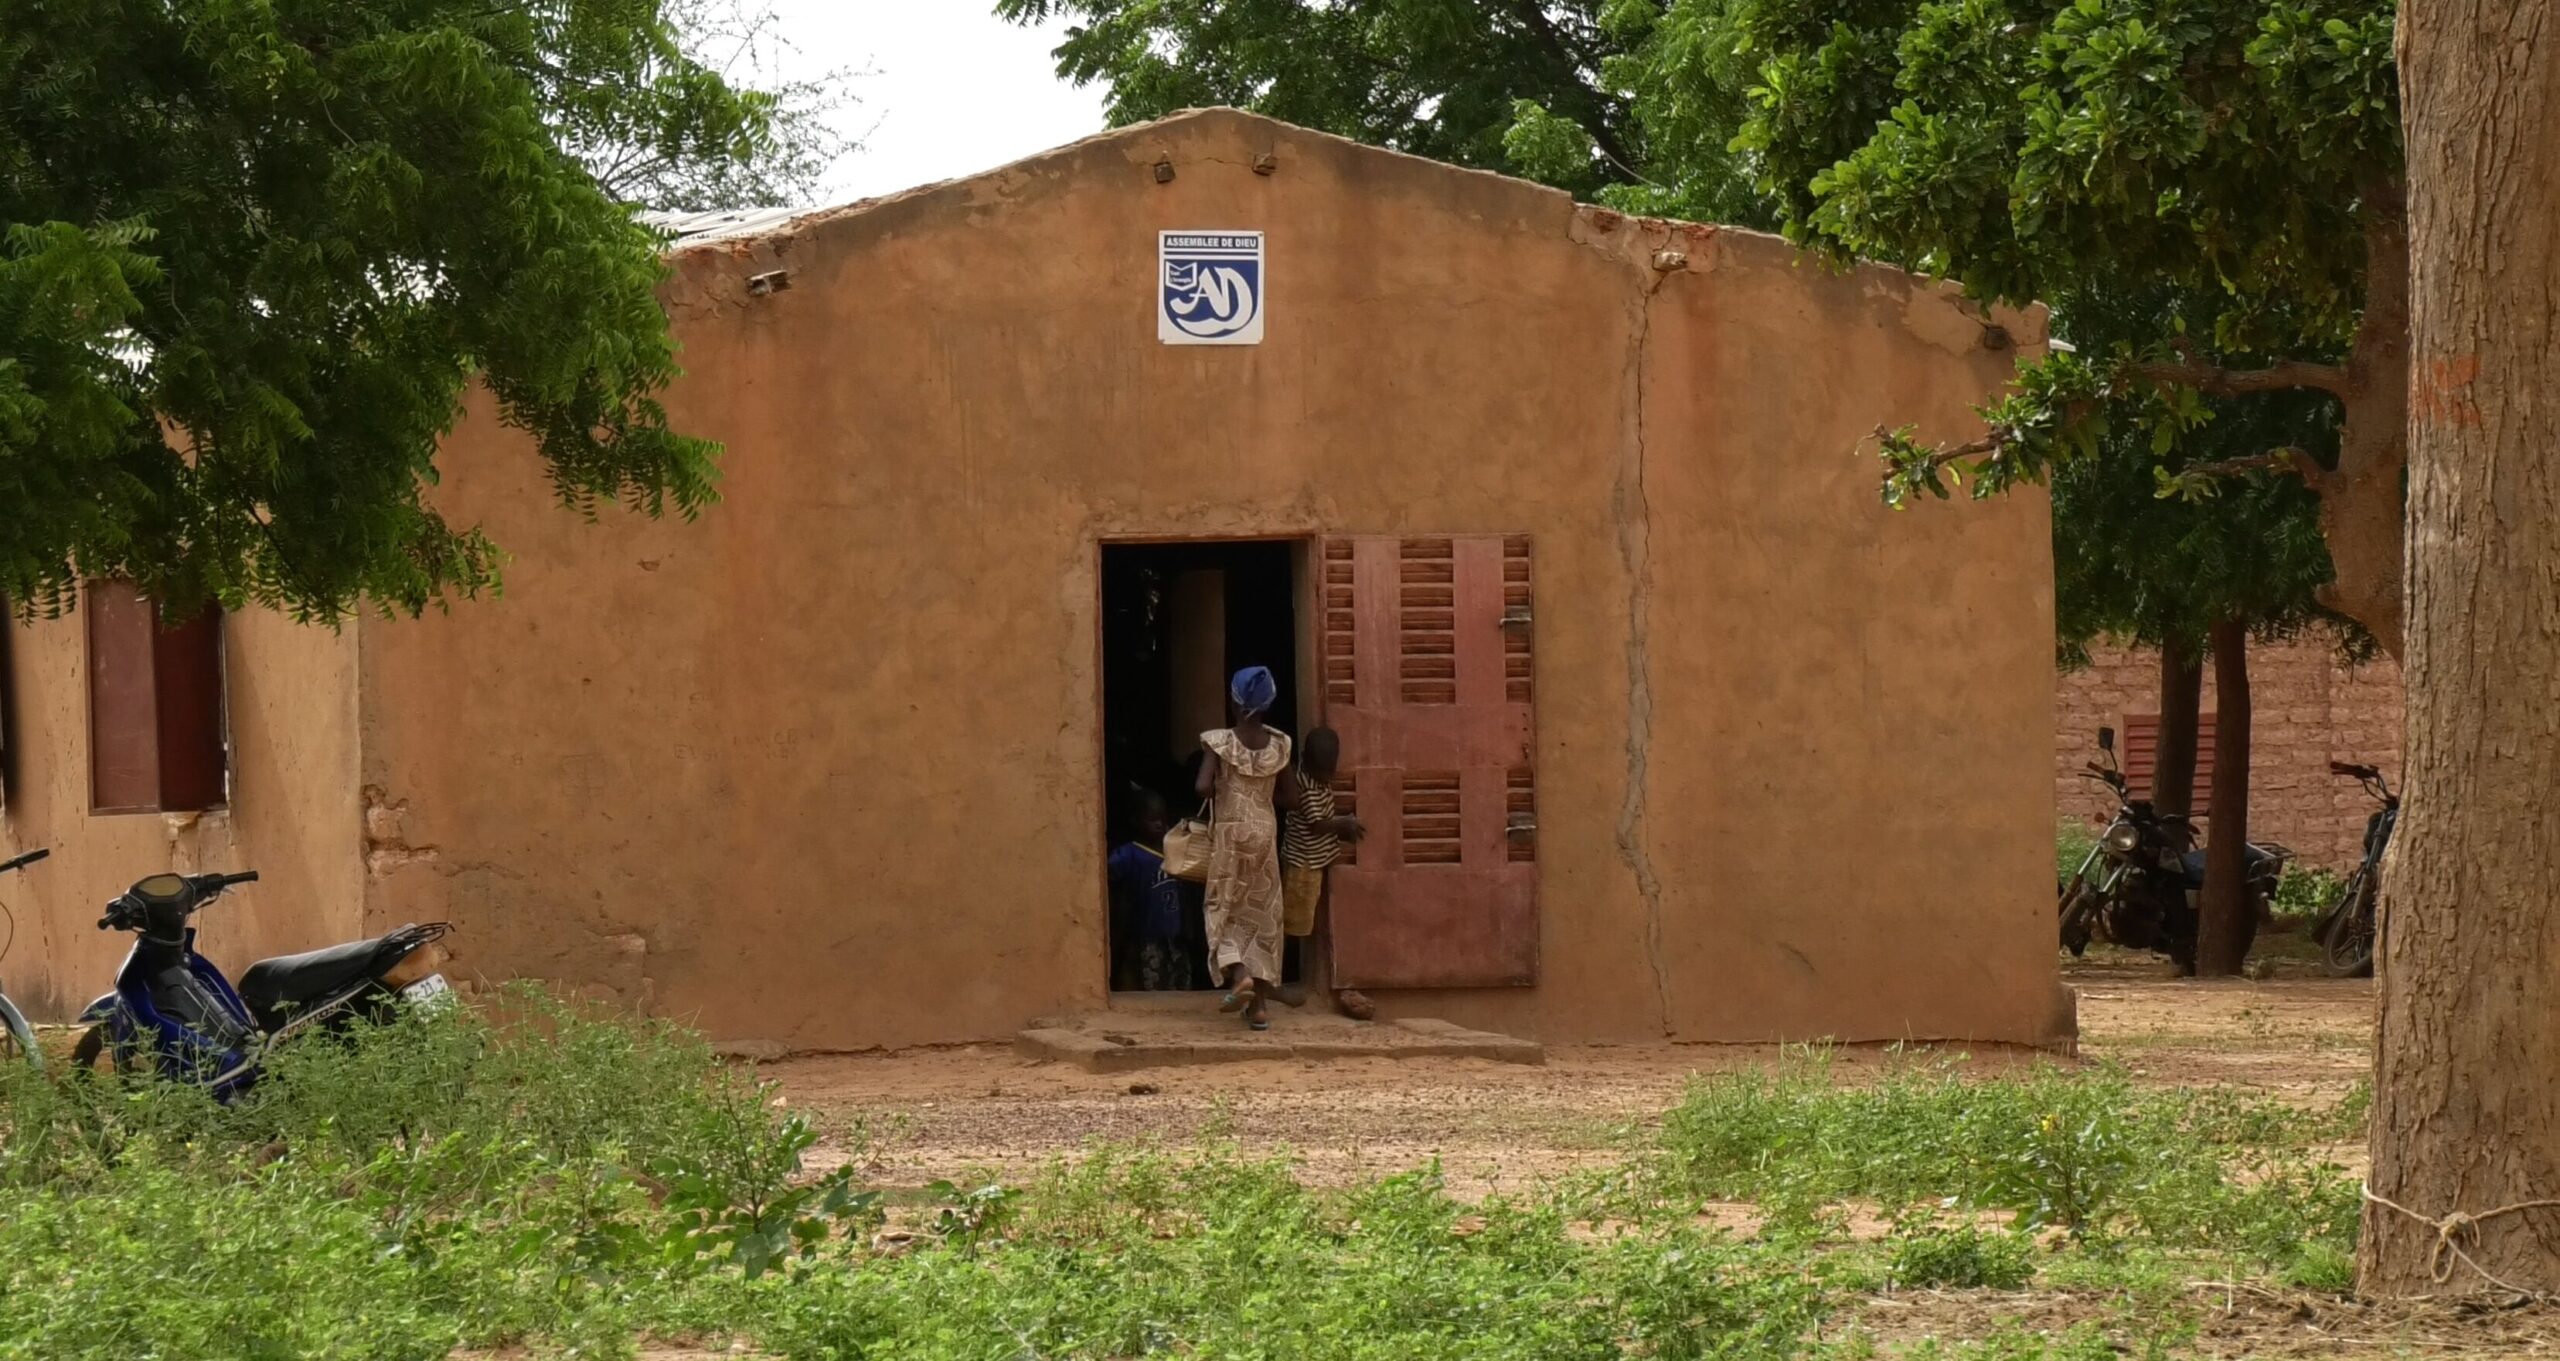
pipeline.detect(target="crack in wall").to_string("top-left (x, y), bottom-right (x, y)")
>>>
top-left (1614, 257), bottom-right (1676, 1038)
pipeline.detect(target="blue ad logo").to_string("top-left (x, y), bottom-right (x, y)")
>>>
top-left (1159, 231), bottom-right (1265, 345)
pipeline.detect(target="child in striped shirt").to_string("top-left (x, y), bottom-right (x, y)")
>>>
top-left (1280, 727), bottom-right (1371, 1019)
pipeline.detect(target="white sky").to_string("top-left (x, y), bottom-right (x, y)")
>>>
top-left (761, 2), bottom-right (1110, 205)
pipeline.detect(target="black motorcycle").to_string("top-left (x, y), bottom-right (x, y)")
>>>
top-left (2057, 726), bottom-right (2292, 972)
top-left (2311, 760), bottom-right (2396, 979)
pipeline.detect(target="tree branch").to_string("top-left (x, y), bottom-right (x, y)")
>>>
top-left (2177, 447), bottom-right (2323, 486)
top-left (1873, 424), bottom-right (2003, 470)
top-left (2128, 357), bottom-right (2353, 398)
top-left (1497, 0), bottom-right (1639, 177)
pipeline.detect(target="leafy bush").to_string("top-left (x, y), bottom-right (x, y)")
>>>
top-left (2284, 1238), bottom-right (2356, 1292)
top-left (1888, 1220), bottom-right (2037, 1290)
top-left (2274, 863), bottom-right (2349, 923)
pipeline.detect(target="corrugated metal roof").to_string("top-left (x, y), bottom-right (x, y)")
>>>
top-left (638, 206), bottom-right (806, 248)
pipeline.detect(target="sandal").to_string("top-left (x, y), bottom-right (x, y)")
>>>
top-left (1245, 997), bottom-right (1271, 1031)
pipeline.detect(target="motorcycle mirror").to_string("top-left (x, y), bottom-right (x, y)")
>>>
top-left (2097, 726), bottom-right (2116, 752)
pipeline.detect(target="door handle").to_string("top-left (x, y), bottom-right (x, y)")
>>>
top-left (1506, 814), bottom-right (1537, 840)
top-left (1500, 606), bottom-right (1532, 633)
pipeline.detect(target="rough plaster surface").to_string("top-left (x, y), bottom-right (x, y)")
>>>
top-left (1, 111), bottom-right (2060, 1050)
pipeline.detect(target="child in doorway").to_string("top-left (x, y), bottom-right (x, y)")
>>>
top-left (1107, 790), bottom-right (1188, 991)
top-left (1280, 727), bottom-right (1373, 1019)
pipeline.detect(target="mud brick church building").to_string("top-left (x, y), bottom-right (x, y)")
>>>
top-left (0, 111), bottom-right (2073, 1053)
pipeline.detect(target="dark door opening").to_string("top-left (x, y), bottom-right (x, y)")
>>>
top-left (1100, 540), bottom-right (1303, 993)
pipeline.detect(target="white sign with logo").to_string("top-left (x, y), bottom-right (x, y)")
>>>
top-left (1158, 231), bottom-right (1265, 345)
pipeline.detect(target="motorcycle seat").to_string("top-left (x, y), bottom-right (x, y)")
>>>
top-left (237, 936), bottom-right (406, 1027)
top-left (2177, 845), bottom-right (2281, 889)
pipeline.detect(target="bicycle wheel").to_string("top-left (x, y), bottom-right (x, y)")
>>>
top-left (0, 991), bottom-right (40, 1069)
top-left (2322, 874), bottom-right (2377, 978)
top-left (2058, 880), bottom-right (2098, 956)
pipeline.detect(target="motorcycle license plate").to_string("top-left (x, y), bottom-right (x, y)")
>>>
top-left (399, 973), bottom-right (454, 1011)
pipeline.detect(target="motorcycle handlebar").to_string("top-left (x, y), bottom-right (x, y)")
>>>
top-left (2330, 760), bottom-right (2379, 779)
top-left (2079, 766), bottom-right (2129, 793)
top-left (92, 869), bottom-right (257, 931)
top-left (0, 848), bottom-right (49, 873)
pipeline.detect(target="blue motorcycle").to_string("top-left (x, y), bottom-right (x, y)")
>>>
top-left (70, 869), bottom-right (452, 1099)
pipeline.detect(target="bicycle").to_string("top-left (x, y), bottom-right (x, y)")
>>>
top-left (0, 847), bottom-right (51, 1067)
top-left (2312, 761), bottom-right (2396, 979)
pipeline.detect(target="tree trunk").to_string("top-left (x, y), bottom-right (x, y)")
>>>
top-left (2152, 636), bottom-right (2204, 821)
top-left (2362, 0), bottom-right (2560, 1297)
top-left (2319, 185), bottom-right (2412, 657)
top-left (2192, 620), bottom-right (2256, 977)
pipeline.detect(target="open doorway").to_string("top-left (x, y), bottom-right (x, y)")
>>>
top-left (1100, 540), bottom-right (1304, 993)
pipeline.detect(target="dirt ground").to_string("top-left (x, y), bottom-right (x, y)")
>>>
top-left (741, 953), bottom-right (2560, 1358)
top-left (776, 952), bottom-right (2379, 1197)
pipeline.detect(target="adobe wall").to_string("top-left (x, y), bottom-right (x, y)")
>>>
top-left (0, 610), bottom-right (363, 1020)
top-left (2055, 638), bottom-right (2404, 867)
top-left (354, 110), bottom-right (2062, 1051)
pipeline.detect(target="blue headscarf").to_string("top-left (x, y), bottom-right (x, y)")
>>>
top-left (1229, 665), bottom-right (1278, 717)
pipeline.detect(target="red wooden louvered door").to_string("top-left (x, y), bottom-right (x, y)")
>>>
top-left (1320, 536), bottom-right (1538, 988)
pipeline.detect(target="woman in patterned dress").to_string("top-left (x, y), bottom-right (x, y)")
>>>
top-left (1194, 665), bottom-right (1299, 1030)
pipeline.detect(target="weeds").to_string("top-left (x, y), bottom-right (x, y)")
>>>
top-left (2056, 816), bottom-right (2101, 885)
top-left (2274, 863), bottom-right (2348, 923)
top-left (733, 1151), bottom-right (1832, 1361)
top-left (1642, 1053), bottom-right (2359, 1280)
top-left (0, 997), bottom-right (2371, 1359)
top-left (0, 985), bottom-right (864, 1358)
top-left (1887, 1219), bottom-right (2037, 1290)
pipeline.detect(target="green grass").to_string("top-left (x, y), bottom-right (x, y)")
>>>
top-left (704, 1152), bottom-right (1832, 1361)
top-left (0, 987), bottom-right (878, 1359)
top-left (2056, 816), bottom-right (2101, 886)
top-left (1633, 1054), bottom-right (2361, 1280)
top-left (0, 999), bottom-right (2368, 1360)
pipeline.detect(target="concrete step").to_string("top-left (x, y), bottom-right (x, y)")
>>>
top-left (1015, 1011), bottom-right (1542, 1072)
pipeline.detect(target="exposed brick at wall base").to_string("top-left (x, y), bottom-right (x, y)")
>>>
top-left (2055, 637), bottom-right (2403, 869)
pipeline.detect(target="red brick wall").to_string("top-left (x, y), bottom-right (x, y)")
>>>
top-left (2055, 637), bottom-right (2402, 868)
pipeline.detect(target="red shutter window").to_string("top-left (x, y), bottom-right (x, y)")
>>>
top-left (87, 581), bottom-right (227, 814)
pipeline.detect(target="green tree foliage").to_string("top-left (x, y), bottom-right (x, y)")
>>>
top-left (1678, 0), bottom-right (2409, 648)
top-left (580, 0), bottom-right (865, 211)
top-left (2048, 291), bottom-right (2347, 664)
top-left (0, 0), bottom-right (842, 621)
top-left (2043, 286), bottom-right (2353, 974)
top-left (995, 0), bottom-right (1652, 202)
